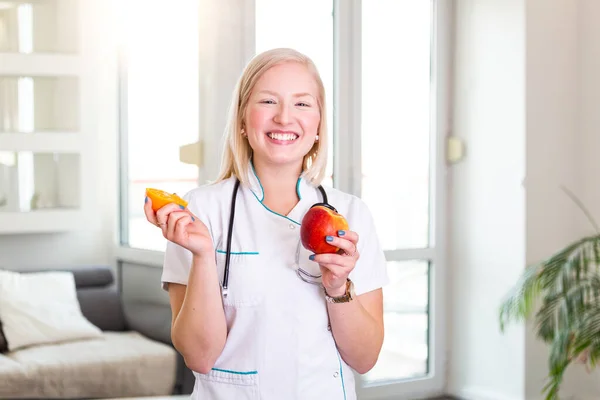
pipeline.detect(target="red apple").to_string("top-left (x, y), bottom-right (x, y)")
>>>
top-left (300, 203), bottom-right (350, 254)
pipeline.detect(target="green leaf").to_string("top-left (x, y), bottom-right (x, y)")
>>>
top-left (499, 233), bottom-right (600, 399)
top-left (499, 264), bottom-right (543, 331)
top-left (541, 331), bottom-right (573, 400)
top-left (536, 293), bottom-right (562, 342)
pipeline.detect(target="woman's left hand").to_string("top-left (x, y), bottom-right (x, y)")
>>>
top-left (310, 230), bottom-right (360, 297)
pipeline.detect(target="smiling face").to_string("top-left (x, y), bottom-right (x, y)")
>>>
top-left (243, 62), bottom-right (321, 169)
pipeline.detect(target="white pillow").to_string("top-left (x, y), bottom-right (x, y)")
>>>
top-left (0, 269), bottom-right (103, 352)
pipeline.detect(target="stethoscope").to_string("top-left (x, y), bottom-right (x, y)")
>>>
top-left (221, 178), bottom-right (330, 297)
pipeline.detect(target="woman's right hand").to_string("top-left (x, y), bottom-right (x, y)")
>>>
top-left (144, 197), bottom-right (214, 257)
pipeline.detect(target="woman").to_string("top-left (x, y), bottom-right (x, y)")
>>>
top-left (144, 48), bottom-right (389, 399)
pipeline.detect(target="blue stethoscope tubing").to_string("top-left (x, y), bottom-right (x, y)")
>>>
top-left (221, 178), bottom-right (329, 297)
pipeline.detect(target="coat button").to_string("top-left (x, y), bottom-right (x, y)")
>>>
top-left (333, 371), bottom-right (339, 378)
top-left (289, 223), bottom-right (296, 229)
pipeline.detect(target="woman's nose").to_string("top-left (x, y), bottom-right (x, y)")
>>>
top-left (273, 105), bottom-right (290, 125)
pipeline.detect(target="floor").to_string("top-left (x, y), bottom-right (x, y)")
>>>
top-left (105, 396), bottom-right (456, 400)
top-left (104, 397), bottom-right (189, 400)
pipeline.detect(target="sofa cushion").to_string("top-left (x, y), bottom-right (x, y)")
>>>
top-left (0, 353), bottom-right (31, 393)
top-left (0, 265), bottom-right (127, 333)
top-left (77, 286), bottom-right (127, 331)
top-left (0, 269), bottom-right (103, 351)
top-left (67, 265), bottom-right (114, 287)
top-left (0, 331), bottom-right (178, 399)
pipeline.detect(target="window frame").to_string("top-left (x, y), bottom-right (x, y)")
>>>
top-left (116, 0), bottom-right (452, 397)
top-left (332, 0), bottom-right (451, 398)
top-left (117, 46), bottom-right (130, 250)
top-left (115, 43), bottom-right (167, 264)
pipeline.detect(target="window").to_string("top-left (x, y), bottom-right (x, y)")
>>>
top-left (255, 0), bottom-right (334, 187)
top-left (353, 1), bottom-right (449, 397)
top-left (119, 0), bottom-right (201, 251)
top-left (360, 0), bottom-right (433, 386)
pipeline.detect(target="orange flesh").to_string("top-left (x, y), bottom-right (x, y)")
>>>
top-left (145, 188), bottom-right (188, 212)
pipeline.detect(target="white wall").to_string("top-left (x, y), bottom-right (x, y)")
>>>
top-left (553, 0), bottom-right (600, 398)
top-left (525, 1), bottom-right (600, 398)
top-left (450, 0), bottom-right (600, 399)
top-left (0, 231), bottom-right (112, 266)
top-left (448, 1), bottom-right (526, 399)
top-left (524, 1), bottom-right (582, 398)
top-left (579, 0), bottom-right (600, 233)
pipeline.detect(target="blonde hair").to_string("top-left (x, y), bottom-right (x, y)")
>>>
top-left (214, 48), bottom-right (328, 187)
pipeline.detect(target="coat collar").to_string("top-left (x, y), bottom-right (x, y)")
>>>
top-left (245, 160), bottom-right (321, 224)
top-left (246, 160), bottom-right (316, 202)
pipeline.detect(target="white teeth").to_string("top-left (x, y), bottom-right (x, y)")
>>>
top-left (268, 132), bottom-right (297, 141)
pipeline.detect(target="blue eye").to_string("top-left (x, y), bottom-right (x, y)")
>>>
top-left (261, 99), bottom-right (276, 104)
top-left (297, 102), bottom-right (310, 107)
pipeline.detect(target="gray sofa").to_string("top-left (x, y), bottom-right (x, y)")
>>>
top-left (0, 265), bottom-right (195, 399)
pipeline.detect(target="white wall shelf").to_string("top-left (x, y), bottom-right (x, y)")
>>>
top-left (0, 54), bottom-right (81, 76)
top-left (0, 132), bottom-right (83, 152)
top-left (0, 0), bottom-right (94, 234)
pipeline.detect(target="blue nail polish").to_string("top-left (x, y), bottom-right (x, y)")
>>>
top-left (309, 255), bottom-right (315, 261)
top-left (325, 235), bottom-right (333, 242)
top-left (179, 205), bottom-right (185, 210)
top-left (338, 230), bottom-right (345, 236)
top-left (144, 196), bottom-right (148, 203)
top-left (191, 216), bottom-right (195, 222)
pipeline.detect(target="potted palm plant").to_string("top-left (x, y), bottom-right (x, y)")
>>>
top-left (499, 186), bottom-right (600, 400)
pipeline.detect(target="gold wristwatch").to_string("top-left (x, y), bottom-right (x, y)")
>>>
top-left (324, 279), bottom-right (355, 303)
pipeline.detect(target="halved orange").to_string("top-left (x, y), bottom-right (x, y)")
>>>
top-left (145, 188), bottom-right (188, 212)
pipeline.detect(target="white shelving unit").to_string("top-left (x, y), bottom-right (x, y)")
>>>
top-left (0, 0), bottom-right (96, 234)
top-left (0, 53), bottom-right (80, 76)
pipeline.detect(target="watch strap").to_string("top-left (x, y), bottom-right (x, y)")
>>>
top-left (324, 279), bottom-right (354, 303)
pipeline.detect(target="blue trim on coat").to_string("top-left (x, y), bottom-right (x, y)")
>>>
top-left (336, 351), bottom-right (347, 400)
top-left (248, 159), bottom-right (302, 226)
top-left (211, 367), bottom-right (258, 375)
top-left (216, 250), bottom-right (259, 255)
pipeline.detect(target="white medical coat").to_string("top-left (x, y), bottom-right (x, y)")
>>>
top-left (162, 164), bottom-right (389, 400)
